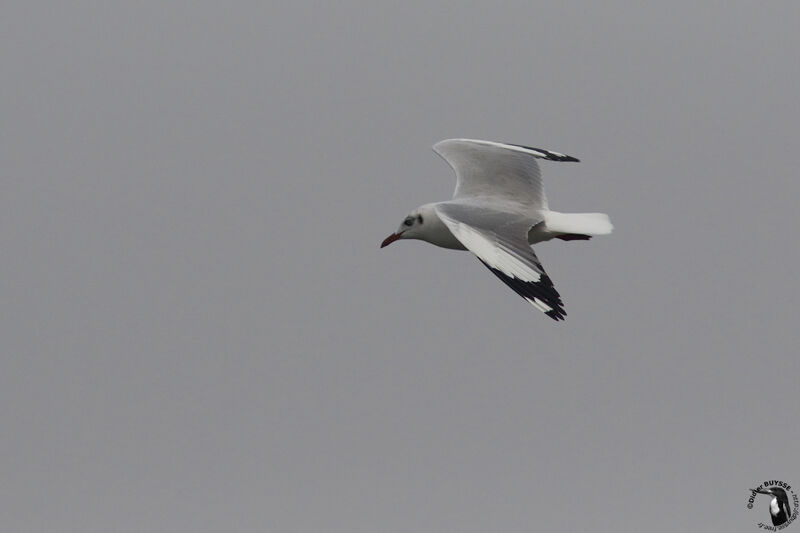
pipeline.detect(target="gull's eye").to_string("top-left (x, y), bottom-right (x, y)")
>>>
top-left (417, 214), bottom-right (423, 224)
top-left (403, 217), bottom-right (414, 226)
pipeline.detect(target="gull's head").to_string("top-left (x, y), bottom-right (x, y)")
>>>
top-left (380, 207), bottom-right (428, 248)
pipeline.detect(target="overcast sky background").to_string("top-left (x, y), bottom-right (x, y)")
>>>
top-left (2, 2), bottom-right (799, 532)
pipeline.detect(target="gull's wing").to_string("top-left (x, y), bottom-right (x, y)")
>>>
top-left (435, 202), bottom-right (566, 320)
top-left (432, 139), bottom-right (579, 208)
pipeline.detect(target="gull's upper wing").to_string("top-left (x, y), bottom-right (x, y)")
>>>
top-left (434, 202), bottom-right (566, 320)
top-left (432, 139), bottom-right (579, 208)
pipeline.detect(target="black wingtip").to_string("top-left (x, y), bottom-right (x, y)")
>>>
top-left (506, 143), bottom-right (580, 163)
top-left (480, 261), bottom-right (567, 321)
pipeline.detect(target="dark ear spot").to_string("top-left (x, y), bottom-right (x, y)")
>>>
top-left (417, 214), bottom-right (423, 224)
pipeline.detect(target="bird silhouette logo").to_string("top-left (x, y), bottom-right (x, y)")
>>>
top-left (747, 480), bottom-right (798, 530)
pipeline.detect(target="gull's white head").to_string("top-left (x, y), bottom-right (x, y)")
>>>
top-left (380, 207), bottom-right (427, 248)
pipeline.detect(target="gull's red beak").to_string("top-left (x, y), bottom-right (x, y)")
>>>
top-left (380, 232), bottom-right (404, 248)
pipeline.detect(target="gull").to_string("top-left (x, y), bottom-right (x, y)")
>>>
top-left (380, 139), bottom-right (612, 321)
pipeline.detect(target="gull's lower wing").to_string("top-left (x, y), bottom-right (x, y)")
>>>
top-left (435, 203), bottom-right (566, 320)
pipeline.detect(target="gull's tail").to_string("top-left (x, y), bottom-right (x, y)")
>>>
top-left (543, 211), bottom-right (614, 237)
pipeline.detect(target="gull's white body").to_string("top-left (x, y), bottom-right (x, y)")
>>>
top-left (406, 203), bottom-right (613, 250)
top-left (381, 139), bottom-right (613, 320)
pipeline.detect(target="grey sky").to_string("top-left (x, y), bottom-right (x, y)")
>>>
top-left (2, 1), bottom-right (799, 531)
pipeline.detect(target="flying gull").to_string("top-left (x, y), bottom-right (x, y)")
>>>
top-left (380, 139), bottom-right (613, 321)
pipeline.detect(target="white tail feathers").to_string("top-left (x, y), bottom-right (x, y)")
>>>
top-left (543, 211), bottom-right (614, 236)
